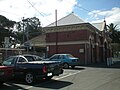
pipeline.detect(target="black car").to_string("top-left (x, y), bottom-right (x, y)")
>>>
top-left (0, 66), bottom-right (13, 86)
top-left (2, 55), bottom-right (63, 84)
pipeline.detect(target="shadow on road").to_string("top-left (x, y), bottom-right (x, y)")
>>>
top-left (84, 61), bottom-right (120, 69)
top-left (0, 82), bottom-right (28, 90)
top-left (63, 66), bottom-right (86, 70)
top-left (1, 79), bottom-right (73, 90)
top-left (35, 79), bottom-right (73, 89)
top-left (69, 67), bottom-right (85, 70)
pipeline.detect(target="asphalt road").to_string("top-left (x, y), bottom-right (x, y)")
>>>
top-left (1, 62), bottom-right (120, 90)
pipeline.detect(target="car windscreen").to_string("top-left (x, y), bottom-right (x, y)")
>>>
top-left (2, 56), bottom-right (17, 66)
top-left (50, 55), bottom-right (59, 60)
top-left (24, 56), bottom-right (35, 62)
top-left (34, 55), bottom-right (43, 61)
top-left (67, 54), bottom-right (75, 58)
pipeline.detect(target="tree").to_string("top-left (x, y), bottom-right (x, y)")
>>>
top-left (107, 23), bottom-right (120, 43)
top-left (0, 15), bottom-right (16, 47)
top-left (107, 23), bottom-right (120, 57)
top-left (16, 17), bottom-right (43, 44)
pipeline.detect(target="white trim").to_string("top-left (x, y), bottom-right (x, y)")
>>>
top-left (0, 48), bottom-right (25, 51)
top-left (46, 41), bottom-right (89, 46)
top-left (44, 23), bottom-right (89, 33)
top-left (31, 43), bottom-right (46, 47)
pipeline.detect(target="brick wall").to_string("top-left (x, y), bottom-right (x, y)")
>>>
top-left (46, 30), bottom-right (90, 42)
top-left (45, 24), bottom-right (108, 65)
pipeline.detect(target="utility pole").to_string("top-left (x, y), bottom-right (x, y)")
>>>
top-left (26, 20), bottom-right (29, 42)
top-left (22, 17), bottom-right (25, 44)
top-left (26, 20), bottom-right (29, 53)
top-left (55, 10), bottom-right (58, 54)
top-left (22, 17), bottom-right (29, 53)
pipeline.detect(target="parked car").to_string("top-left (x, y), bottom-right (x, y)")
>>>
top-left (2, 55), bottom-right (63, 84)
top-left (21, 54), bottom-right (44, 61)
top-left (45, 54), bottom-right (80, 69)
top-left (0, 66), bottom-right (13, 86)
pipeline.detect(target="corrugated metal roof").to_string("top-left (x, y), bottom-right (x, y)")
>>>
top-left (45, 12), bottom-right (106, 31)
top-left (46, 12), bottom-right (85, 27)
top-left (24, 34), bottom-right (46, 47)
top-left (92, 21), bottom-right (106, 31)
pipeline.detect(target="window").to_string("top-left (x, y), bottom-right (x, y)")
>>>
top-left (59, 55), bottom-right (65, 59)
top-left (50, 55), bottom-right (59, 60)
top-left (35, 56), bottom-right (42, 61)
top-left (18, 57), bottom-right (27, 62)
top-left (67, 54), bottom-right (74, 58)
top-left (2, 56), bottom-right (16, 66)
top-left (24, 56), bottom-right (35, 62)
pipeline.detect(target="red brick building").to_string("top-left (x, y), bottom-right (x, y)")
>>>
top-left (43, 13), bottom-right (112, 65)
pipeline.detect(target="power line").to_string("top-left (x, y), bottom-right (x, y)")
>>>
top-left (26, 0), bottom-right (50, 23)
top-left (75, 4), bottom-right (104, 17)
top-left (0, 0), bottom-right (105, 24)
top-left (65, 0), bottom-right (91, 12)
top-left (0, 0), bottom-right (51, 23)
top-left (26, 0), bottom-right (45, 17)
top-left (65, 0), bottom-right (105, 18)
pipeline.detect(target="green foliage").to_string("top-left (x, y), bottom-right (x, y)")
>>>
top-left (107, 23), bottom-right (118, 32)
top-left (0, 15), bottom-right (16, 47)
top-left (107, 23), bottom-right (120, 57)
top-left (16, 17), bottom-right (43, 43)
top-left (107, 23), bottom-right (120, 43)
top-left (0, 15), bottom-right (43, 48)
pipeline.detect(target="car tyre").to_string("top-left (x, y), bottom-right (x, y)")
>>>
top-left (63, 63), bottom-right (69, 69)
top-left (25, 72), bottom-right (35, 84)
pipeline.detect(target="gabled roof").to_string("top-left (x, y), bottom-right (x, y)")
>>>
top-left (30, 34), bottom-right (46, 44)
top-left (92, 21), bottom-right (106, 31)
top-left (23, 34), bottom-right (46, 47)
top-left (46, 12), bottom-right (85, 27)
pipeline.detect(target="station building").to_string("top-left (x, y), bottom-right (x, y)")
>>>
top-left (43, 13), bottom-right (112, 65)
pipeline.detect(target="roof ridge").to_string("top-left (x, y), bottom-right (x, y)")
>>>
top-left (92, 22), bottom-right (104, 24)
top-left (56, 12), bottom-right (74, 23)
top-left (46, 12), bottom-right (74, 27)
top-left (92, 21), bottom-right (106, 31)
top-left (46, 12), bottom-right (85, 27)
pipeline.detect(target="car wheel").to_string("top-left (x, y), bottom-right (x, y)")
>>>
top-left (25, 72), bottom-right (35, 84)
top-left (71, 66), bottom-right (75, 69)
top-left (63, 63), bottom-right (69, 69)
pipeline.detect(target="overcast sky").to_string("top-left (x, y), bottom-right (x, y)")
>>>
top-left (0, 0), bottom-right (120, 29)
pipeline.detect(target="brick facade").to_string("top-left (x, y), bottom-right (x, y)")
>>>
top-left (44, 23), bottom-right (112, 65)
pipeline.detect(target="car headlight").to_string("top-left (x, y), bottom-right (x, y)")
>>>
top-left (72, 59), bottom-right (78, 62)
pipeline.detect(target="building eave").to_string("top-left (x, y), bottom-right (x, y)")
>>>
top-left (43, 23), bottom-right (93, 33)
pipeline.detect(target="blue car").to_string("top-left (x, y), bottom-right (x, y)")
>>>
top-left (46, 54), bottom-right (80, 68)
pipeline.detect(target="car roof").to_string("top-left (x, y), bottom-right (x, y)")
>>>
top-left (6, 55), bottom-right (25, 59)
top-left (54, 54), bottom-right (70, 55)
top-left (7, 55), bottom-right (34, 58)
top-left (14, 54), bottom-right (38, 57)
top-left (22, 54), bottom-right (36, 56)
